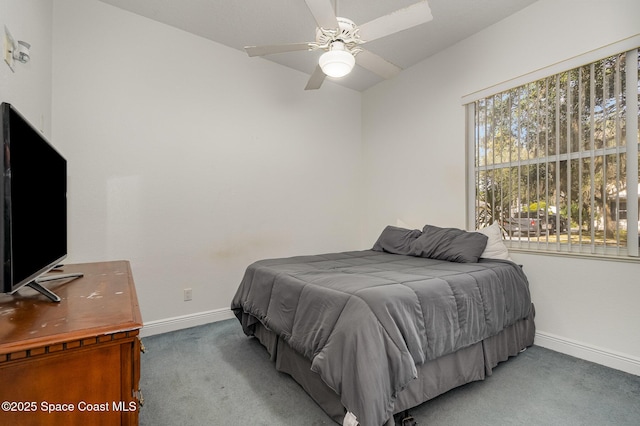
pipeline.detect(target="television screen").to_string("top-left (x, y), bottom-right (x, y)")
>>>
top-left (1, 102), bottom-right (68, 299)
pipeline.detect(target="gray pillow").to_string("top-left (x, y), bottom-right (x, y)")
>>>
top-left (412, 225), bottom-right (488, 263)
top-left (372, 225), bottom-right (422, 255)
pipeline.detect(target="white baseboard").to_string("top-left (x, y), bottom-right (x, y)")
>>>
top-left (140, 308), bottom-right (235, 337)
top-left (535, 331), bottom-right (640, 376)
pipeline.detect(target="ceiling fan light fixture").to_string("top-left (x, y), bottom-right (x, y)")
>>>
top-left (319, 42), bottom-right (355, 78)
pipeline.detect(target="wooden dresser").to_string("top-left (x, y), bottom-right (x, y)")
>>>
top-left (0, 261), bottom-right (143, 425)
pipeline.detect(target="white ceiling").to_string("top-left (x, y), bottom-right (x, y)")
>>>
top-left (97, 0), bottom-right (538, 91)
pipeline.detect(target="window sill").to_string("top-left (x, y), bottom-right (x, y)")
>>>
top-left (507, 247), bottom-right (640, 264)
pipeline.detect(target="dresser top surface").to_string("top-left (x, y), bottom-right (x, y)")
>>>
top-left (0, 260), bottom-right (142, 353)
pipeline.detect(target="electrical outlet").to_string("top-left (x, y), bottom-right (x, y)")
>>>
top-left (183, 288), bottom-right (192, 301)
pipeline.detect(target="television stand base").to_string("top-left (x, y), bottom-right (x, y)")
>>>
top-left (28, 272), bottom-right (84, 302)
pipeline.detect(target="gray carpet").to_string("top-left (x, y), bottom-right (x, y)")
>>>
top-left (139, 319), bottom-right (640, 426)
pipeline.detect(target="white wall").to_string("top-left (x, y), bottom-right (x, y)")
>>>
top-left (51, 0), bottom-right (363, 329)
top-left (0, 0), bottom-right (52, 134)
top-left (362, 0), bottom-right (640, 374)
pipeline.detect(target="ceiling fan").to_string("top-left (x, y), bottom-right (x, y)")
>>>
top-left (244, 0), bottom-right (433, 90)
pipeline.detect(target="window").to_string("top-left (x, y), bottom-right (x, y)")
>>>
top-left (467, 47), bottom-right (639, 258)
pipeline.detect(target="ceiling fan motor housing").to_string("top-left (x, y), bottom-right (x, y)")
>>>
top-left (314, 17), bottom-right (362, 54)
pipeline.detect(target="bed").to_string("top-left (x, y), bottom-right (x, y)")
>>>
top-left (231, 224), bottom-right (535, 426)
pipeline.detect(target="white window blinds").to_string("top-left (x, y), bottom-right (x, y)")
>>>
top-left (467, 47), bottom-right (639, 258)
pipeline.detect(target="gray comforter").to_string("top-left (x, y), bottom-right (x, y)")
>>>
top-left (231, 250), bottom-right (531, 426)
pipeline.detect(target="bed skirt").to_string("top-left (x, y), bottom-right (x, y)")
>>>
top-left (250, 304), bottom-right (535, 426)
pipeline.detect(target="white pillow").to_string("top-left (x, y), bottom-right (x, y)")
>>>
top-left (476, 222), bottom-right (512, 261)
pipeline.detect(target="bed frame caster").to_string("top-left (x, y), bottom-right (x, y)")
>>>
top-left (394, 410), bottom-right (417, 426)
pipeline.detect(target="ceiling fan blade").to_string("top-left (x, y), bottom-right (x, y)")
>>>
top-left (358, 1), bottom-right (433, 42)
top-left (304, 0), bottom-right (339, 29)
top-left (355, 49), bottom-right (402, 80)
top-left (305, 65), bottom-right (326, 90)
top-left (244, 43), bottom-right (312, 57)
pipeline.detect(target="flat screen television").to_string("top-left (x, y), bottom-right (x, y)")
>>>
top-left (0, 102), bottom-right (81, 302)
